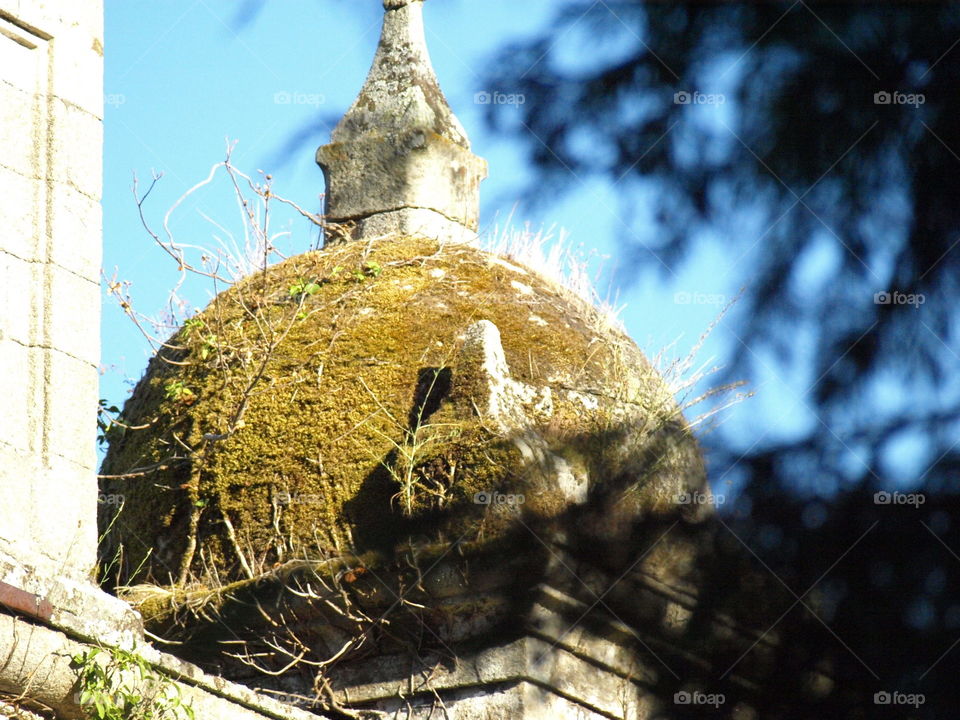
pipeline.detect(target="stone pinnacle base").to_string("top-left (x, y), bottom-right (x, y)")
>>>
top-left (326, 208), bottom-right (478, 245)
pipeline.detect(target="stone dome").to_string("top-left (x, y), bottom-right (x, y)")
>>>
top-left (99, 236), bottom-right (706, 590)
top-left (91, 4), bottom-right (729, 714)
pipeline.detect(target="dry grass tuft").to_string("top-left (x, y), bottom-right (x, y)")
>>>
top-left (478, 216), bottom-right (625, 327)
top-left (654, 290), bottom-right (753, 433)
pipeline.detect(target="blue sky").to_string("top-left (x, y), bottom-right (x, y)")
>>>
top-left (100, 1), bottom-right (812, 492)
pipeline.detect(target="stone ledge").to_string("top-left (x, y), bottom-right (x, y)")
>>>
top-left (324, 590), bottom-right (657, 719)
top-left (328, 636), bottom-right (653, 719)
top-left (357, 681), bottom-right (633, 720)
top-left (0, 546), bottom-right (141, 649)
top-left (0, 614), bottom-right (327, 720)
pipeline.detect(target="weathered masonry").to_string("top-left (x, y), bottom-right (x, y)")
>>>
top-left (316, 0), bottom-right (487, 244)
top-left (94, 2), bottom-right (742, 719)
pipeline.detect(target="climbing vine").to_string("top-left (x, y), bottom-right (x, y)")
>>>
top-left (70, 646), bottom-right (194, 720)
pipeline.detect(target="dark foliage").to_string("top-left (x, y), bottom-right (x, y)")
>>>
top-left (480, 1), bottom-right (960, 715)
top-left (483, 0), bottom-right (960, 485)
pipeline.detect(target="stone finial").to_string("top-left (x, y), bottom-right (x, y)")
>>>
top-left (316, 0), bottom-right (487, 244)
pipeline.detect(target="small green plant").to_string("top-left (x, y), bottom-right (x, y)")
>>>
top-left (163, 380), bottom-right (196, 405)
top-left (351, 261), bottom-right (383, 282)
top-left (197, 334), bottom-right (219, 361)
top-left (70, 645), bottom-right (195, 720)
top-left (180, 319), bottom-right (219, 360)
top-left (288, 278), bottom-right (322, 298)
top-left (181, 317), bottom-right (204, 338)
top-left (97, 399), bottom-right (121, 448)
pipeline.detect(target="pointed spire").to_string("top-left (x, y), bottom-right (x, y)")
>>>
top-left (316, 0), bottom-right (487, 244)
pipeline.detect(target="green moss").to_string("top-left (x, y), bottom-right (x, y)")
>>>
top-left (100, 236), bottom-right (701, 588)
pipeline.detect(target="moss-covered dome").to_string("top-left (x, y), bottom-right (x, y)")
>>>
top-left (100, 236), bottom-right (705, 590)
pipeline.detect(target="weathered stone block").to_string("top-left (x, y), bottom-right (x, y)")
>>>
top-left (0, 443), bottom-right (35, 553)
top-left (0, 545), bottom-right (141, 648)
top-left (327, 633), bottom-right (659, 718)
top-left (45, 349), bottom-right (98, 469)
top-left (0, 167), bottom-right (44, 263)
top-left (0, 447), bottom-right (96, 577)
top-left (0, 14), bottom-right (49, 94)
top-left (34, 453), bottom-right (97, 573)
top-left (50, 29), bottom-right (104, 118)
top-left (0, 614), bottom-right (325, 720)
top-left (49, 183), bottom-right (102, 283)
top-left (0, 0), bottom-right (103, 592)
top-left (339, 206), bottom-right (481, 243)
top-left (47, 264), bottom-right (100, 364)
top-left (317, 131), bottom-right (487, 232)
top-left (0, 80), bottom-right (44, 179)
top-left (50, 100), bottom-right (102, 199)
top-left (6, 0), bottom-right (102, 36)
top-left (0, 338), bottom-right (44, 456)
top-left (0, 249), bottom-right (43, 348)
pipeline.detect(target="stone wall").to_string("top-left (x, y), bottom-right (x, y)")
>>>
top-left (0, 1), bottom-right (103, 580)
top-left (0, 5), bottom-right (333, 719)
